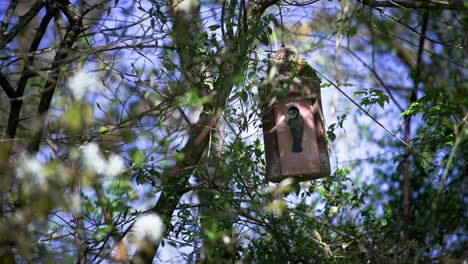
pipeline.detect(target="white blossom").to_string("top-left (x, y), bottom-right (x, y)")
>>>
top-left (131, 213), bottom-right (165, 243)
top-left (174, 0), bottom-right (198, 12)
top-left (16, 153), bottom-right (47, 184)
top-left (69, 193), bottom-right (82, 215)
top-left (105, 154), bottom-right (126, 177)
top-left (80, 143), bottom-right (107, 175)
top-left (68, 70), bottom-right (99, 100)
top-left (80, 143), bottom-right (126, 177)
top-left (223, 235), bottom-right (231, 245)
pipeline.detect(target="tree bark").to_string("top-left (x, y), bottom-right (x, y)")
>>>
top-left (27, 0), bottom-right (82, 153)
top-left (402, 12), bottom-right (428, 219)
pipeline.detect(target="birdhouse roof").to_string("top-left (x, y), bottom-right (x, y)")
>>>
top-left (271, 47), bottom-right (319, 80)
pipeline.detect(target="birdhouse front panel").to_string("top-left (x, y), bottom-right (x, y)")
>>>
top-left (261, 47), bottom-right (330, 182)
top-left (274, 97), bottom-right (321, 177)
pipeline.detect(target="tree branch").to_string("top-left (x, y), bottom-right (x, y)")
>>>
top-left (27, 0), bottom-right (81, 153)
top-left (0, 0), bottom-right (19, 32)
top-left (358, 0), bottom-right (465, 10)
top-left (0, 72), bottom-right (15, 98)
top-left (0, 1), bottom-right (44, 49)
top-left (131, 1), bottom-right (280, 262)
top-left (343, 47), bottom-right (404, 112)
top-left (402, 11), bottom-right (428, 220)
top-left (5, 8), bottom-right (56, 140)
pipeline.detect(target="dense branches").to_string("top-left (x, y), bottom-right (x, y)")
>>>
top-left (357, 0), bottom-right (466, 10)
top-left (0, 0), bottom-right (466, 263)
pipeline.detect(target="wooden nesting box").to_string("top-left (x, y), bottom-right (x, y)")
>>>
top-left (261, 48), bottom-right (330, 182)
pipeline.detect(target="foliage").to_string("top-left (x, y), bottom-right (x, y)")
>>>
top-left (0, 0), bottom-right (466, 263)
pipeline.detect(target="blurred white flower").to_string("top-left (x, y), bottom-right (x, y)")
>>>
top-left (69, 70), bottom-right (99, 100)
top-left (174, 0), bottom-right (198, 12)
top-left (223, 235), bottom-right (231, 245)
top-left (80, 143), bottom-right (126, 177)
top-left (131, 213), bottom-right (165, 243)
top-left (69, 193), bottom-right (82, 215)
top-left (328, 206), bottom-right (339, 218)
top-left (80, 143), bottom-right (107, 175)
top-left (278, 177), bottom-right (294, 189)
top-left (16, 153), bottom-right (47, 184)
top-left (105, 154), bottom-right (125, 177)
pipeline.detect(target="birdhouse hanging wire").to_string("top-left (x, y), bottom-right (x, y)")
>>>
top-left (261, 47), bottom-right (331, 183)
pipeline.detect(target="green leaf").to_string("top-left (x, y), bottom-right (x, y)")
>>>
top-left (175, 152), bottom-right (185, 162)
top-left (354, 91), bottom-right (367, 96)
top-left (380, 218), bottom-right (388, 227)
top-left (132, 149), bottom-right (145, 167)
top-left (258, 28), bottom-right (270, 45)
top-left (95, 225), bottom-right (113, 240)
top-left (209, 24), bottom-right (221, 31)
top-left (240, 90), bottom-right (248, 102)
top-left (346, 26), bottom-right (358, 37)
top-left (162, 59), bottom-right (174, 71)
top-left (327, 130), bottom-right (336, 142)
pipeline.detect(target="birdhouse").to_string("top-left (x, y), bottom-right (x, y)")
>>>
top-left (261, 47), bottom-right (330, 182)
